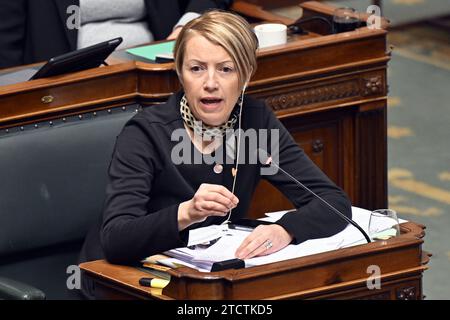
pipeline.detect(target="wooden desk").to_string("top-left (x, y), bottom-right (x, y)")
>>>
top-left (0, 1), bottom-right (390, 216)
top-left (80, 222), bottom-right (430, 300)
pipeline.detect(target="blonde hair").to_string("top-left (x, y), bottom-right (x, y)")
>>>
top-left (174, 10), bottom-right (258, 88)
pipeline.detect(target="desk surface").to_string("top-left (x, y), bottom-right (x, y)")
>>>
top-left (80, 259), bottom-right (170, 300)
top-left (80, 222), bottom-right (429, 300)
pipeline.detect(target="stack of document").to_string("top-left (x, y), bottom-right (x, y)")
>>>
top-left (158, 207), bottom-right (407, 272)
top-left (163, 227), bottom-right (250, 272)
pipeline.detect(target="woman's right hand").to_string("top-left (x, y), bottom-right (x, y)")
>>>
top-left (178, 183), bottom-right (239, 230)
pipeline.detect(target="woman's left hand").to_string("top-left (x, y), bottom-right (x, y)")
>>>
top-left (235, 224), bottom-right (293, 260)
top-left (166, 26), bottom-right (183, 40)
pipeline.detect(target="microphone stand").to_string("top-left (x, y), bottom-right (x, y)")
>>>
top-left (266, 160), bottom-right (371, 244)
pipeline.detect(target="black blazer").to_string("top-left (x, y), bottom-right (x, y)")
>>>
top-left (78, 91), bottom-right (352, 265)
top-left (0, 0), bottom-right (231, 68)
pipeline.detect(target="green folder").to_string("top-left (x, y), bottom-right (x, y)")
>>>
top-left (126, 41), bottom-right (175, 61)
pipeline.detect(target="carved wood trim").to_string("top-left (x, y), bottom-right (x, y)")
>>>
top-left (396, 286), bottom-right (417, 300)
top-left (263, 74), bottom-right (385, 112)
top-left (312, 139), bottom-right (324, 154)
top-left (265, 79), bottom-right (359, 111)
top-left (235, 265), bottom-right (426, 300)
top-left (362, 76), bottom-right (383, 96)
top-left (250, 56), bottom-right (390, 88)
top-left (421, 251), bottom-right (432, 265)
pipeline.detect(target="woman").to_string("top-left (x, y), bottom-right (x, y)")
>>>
top-left (79, 10), bottom-right (351, 280)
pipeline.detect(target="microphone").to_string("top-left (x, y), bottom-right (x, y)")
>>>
top-left (257, 148), bottom-right (371, 243)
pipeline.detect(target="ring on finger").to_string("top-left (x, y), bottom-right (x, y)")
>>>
top-left (264, 239), bottom-right (273, 250)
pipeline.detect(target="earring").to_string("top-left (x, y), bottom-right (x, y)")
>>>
top-left (237, 94), bottom-right (243, 107)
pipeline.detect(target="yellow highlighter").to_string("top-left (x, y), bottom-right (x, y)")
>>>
top-left (139, 277), bottom-right (170, 289)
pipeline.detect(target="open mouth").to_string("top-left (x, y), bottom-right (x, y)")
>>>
top-left (200, 98), bottom-right (223, 105)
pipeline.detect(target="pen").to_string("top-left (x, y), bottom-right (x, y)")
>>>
top-left (187, 237), bottom-right (220, 249)
top-left (228, 224), bottom-right (254, 232)
top-left (142, 262), bottom-right (171, 272)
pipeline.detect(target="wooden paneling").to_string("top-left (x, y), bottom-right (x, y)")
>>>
top-left (248, 110), bottom-right (344, 219)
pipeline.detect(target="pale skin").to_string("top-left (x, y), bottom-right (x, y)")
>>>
top-left (167, 26), bottom-right (183, 40)
top-left (176, 34), bottom-right (293, 259)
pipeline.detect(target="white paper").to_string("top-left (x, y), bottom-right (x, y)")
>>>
top-left (187, 224), bottom-right (229, 247)
top-left (164, 207), bottom-right (408, 272)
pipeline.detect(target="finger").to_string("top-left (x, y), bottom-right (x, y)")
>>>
top-left (234, 232), bottom-right (256, 257)
top-left (235, 236), bottom-right (266, 259)
top-left (209, 211), bottom-right (229, 216)
top-left (244, 240), bottom-right (272, 259)
top-left (192, 209), bottom-right (227, 221)
top-left (234, 226), bottom-right (265, 256)
top-left (212, 187), bottom-right (239, 205)
top-left (251, 226), bottom-right (291, 258)
top-left (200, 201), bottom-right (229, 214)
top-left (203, 192), bottom-right (236, 209)
top-left (235, 226), bottom-right (273, 258)
top-left (193, 196), bottom-right (228, 213)
top-left (203, 184), bottom-right (239, 205)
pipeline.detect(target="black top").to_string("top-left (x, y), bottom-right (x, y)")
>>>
top-left (79, 91), bottom-right (352, 265)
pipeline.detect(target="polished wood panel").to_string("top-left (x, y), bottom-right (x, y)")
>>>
top-left (234, 0), bottom-right (382, 10)
top-left (248, 108), bottom-right (344, 218)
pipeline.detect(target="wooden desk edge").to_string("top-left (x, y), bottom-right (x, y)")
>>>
top-left (79, 260), bottom-right (172, 300)
top-left (161, 222), bottom-right (425, 281)
top-left (79, 222), bottom-right (427, 298)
